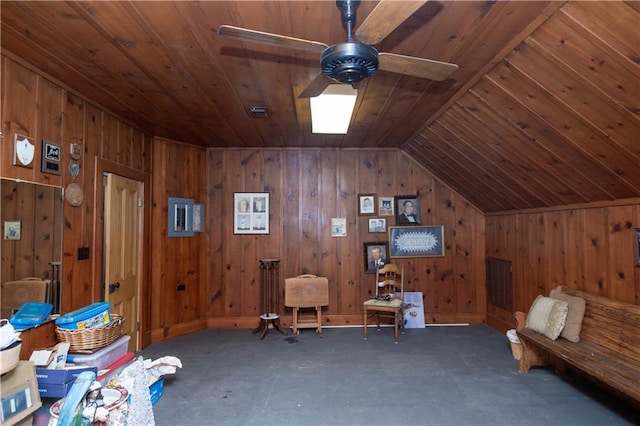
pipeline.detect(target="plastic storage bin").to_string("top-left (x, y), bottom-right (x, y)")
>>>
top-left (66, 335), bottom-right (130, 371)
top-left (9, 302), bottom-right (53, 330)
top-left (55, 302), bottom-right (111, 330)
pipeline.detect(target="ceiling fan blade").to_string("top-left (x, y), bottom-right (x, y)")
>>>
top-left (355, 1), bottom-right (428, 45)
top-left (298, 73), bottom-right (333, 99)
top-left (218, 25), bottom-right (328, 53)
top-left (378, 52), bottom-right (458, 81)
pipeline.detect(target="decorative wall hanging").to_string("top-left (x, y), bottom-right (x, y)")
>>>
top-left (234, 193), bottom-right (269, 234)
top-left (378, 196), bottom-right (394, 216)
top-left (358, 194), bottom-right (376, 216)
top-left (368, 218), bottom-right (386, 233)
top-left (363, 242), bottom-right (389, 274)
top-left (41, 140), bottom-right (61, 175)
top-left (331, 218), bottom-right (347, 237)
top-left (13, 133), bottom-right (35, 168)
top-left (4, 221), bottom-right (21, 240)
top-left (394, 195), bottom-right (421, 225)
top-left (389, 225), bottom-right (444, 258)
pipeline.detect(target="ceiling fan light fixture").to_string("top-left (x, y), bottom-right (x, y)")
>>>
top-left (320, 42), bottom-right (378, 84)
top-left (310, 84), bottom-right (357, 134)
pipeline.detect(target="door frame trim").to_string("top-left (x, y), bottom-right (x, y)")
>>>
top-left (93, 157), bottom-right (151, 350)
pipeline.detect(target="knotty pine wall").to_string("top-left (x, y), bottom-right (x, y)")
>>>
top-left (203, 149), bottom-right (487, 330)
top-left (486, 201), bottom-right (640, 333)
top-left (1, 54), bottom-right (153, 340)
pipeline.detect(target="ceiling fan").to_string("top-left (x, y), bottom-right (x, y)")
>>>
top-left (218, 0), bottom-right (458, 98)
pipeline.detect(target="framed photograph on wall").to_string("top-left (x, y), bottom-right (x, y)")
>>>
top-left (363, 242), bottom-right (389, 274)
top-left (389, 225), bottom-right (444, 258)
top-left (4, 221), bottom-right (21, 240)
top-left (168, 197), bottom-right (194, 237)
top-left (635, 228), bottom-right (640, 267)
top-left (358, 194), bottom-right (376, 216)
top-left (378, 197), bottom-right (394, 216)
top-left (331, 218), bottom-right (347, 237)
top-left (368, 218), bottom-right (386, 233)
top-left (395, 195), bottom-right (421, 225)
top-left (234, 193), bottom-right (269, 234)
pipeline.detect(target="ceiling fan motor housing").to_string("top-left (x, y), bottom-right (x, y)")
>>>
top-left (321, 42), bottom-right (379, 84)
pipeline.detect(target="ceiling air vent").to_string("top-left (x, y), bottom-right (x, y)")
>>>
top-left (248, 106), bottom-right (268, 118)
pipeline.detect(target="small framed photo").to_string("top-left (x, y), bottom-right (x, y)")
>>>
top-left (234, 192), bottom-right (269, 234)
top-left (193, 203), bottom-right (203, 232)
top-left (168, 197), bottom-right (194, 237)
top-left (368, 218), bottom-right (386, 233)
top-left (378, 197), bottom-right (394, 216)
top-left (635, 228), bottom-right (640, 267)
top-left (4, 221), bottom-right (21, 240)
top-left (395, 195), bottom-right (421, 225)
top-left (358, 194), bottom-right (376, 216)
top-left (364, 242), bottom-right (389, 274)
top-left (389, 225), bottom-right (444, 258)
top-left (331, 218), bottom-right (347, 237)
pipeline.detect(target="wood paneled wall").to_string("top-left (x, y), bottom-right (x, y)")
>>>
top-left (149, 137), bottom-right (208, 341)
top-left (1, 54), bottom-right (153, 317)
top-left (203, 149), bottom-right (487, 330)
top-left (486, 200), bottom-right (640, 332)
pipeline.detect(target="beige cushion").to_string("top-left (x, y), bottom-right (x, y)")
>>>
top-left (364, 298), bottom-right (403, 308)
top-left (549, 288), bottom-right (586, 342)
top-left (526, 295), bottom-right (568, 340)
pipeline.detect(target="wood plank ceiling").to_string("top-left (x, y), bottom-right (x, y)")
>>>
top-left (1, 1), bottom-right (638, 213)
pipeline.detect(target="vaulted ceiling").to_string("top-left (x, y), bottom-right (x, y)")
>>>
top-left (1, 1), bottom-right (638, 213)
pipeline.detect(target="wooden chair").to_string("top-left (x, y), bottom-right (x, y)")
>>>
top-left (363, 264), bottom-right (405, 343)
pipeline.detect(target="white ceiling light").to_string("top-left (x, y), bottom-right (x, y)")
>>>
top-left (310, 85), bottom-right (357, 134)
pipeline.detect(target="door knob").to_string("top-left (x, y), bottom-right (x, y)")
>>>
top-left (108, 282), bottom-right (121, 294)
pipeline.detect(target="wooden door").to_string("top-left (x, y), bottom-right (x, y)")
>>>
top-left (104, 173), bottom-right (142, 351)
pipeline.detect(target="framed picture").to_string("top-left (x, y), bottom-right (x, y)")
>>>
top-left (4, 221), bottom-right (21, 240)
top-left (193, 203), bottom-right (203, 232)
top-left (395, 195), bottom-right (421, 225)
top-left (368, 218), bottom-right (386, 233)
top-left (363, 242), bottom-right (389, 274)
top-left (168, 197), bottom-right (194, 237)
top-left (358, 194), bottom-right (376, 216)
top-left (635, 228), bottom-right (640, 267)
top-left (331, 218), bottom-right (347, 237)
top-left (389, 225), bottom-right (444, 258)
top-left (234, 192), bottom-right (269, 234)
top-left (378, 196), bottom-right (394, 216)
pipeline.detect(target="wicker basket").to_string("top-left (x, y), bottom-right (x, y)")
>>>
top-left (55, 315), bottom-right (124, 353)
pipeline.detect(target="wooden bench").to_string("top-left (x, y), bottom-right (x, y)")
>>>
top-left (515, 286), bottom-right (640, 406)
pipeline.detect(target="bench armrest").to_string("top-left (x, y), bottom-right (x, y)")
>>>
top-left (515, 311), bottom-right (527, 330)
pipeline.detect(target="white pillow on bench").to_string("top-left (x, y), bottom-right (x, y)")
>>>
top-left (526, 295), bottom-right (569, 340)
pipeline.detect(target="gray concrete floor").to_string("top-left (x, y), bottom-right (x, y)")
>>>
top-left (140, 325), bottom-right (638, 426)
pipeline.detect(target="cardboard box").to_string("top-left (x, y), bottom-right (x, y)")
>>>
top-left (36, 381), bottom-right (76, 399)
top-left (149, 377), bottom-right (164, 406)
top-left (35, 366), bottom-right (97, 384)
top-left (0, 361), bottom-right (42, 426)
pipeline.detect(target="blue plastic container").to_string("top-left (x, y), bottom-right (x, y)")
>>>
top-left (9, 302), bottom-right (53, 330)
top-left (55, 302), bottom-right (111, 330)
